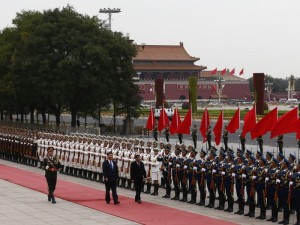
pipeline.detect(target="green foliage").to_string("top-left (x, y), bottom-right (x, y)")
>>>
top-left (189, 77), bottom-right (197, 112)
top-left (182, 102), bottom-right (190, 110)
top-left (263, 102), bottom-right (269, 110)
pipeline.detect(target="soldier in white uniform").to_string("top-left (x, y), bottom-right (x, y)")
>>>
top-left (143, 147), bottom-right (152, 194)
top-left (123, 143), bottom-right (132, 189)
top-left (117, 142), bottom-right (126, 187)
top-left (150, 148), bottom-right (161, 196)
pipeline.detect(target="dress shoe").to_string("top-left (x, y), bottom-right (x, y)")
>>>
top-left (267, 217), bottom-right (273, 221)
top-left (272, 218), bottom-right (277, 222)
top-left (114, 201), bottom-right (120, 205)
top-left (171, 196), bottom-right (179, 200)
top-left (244, 212), bottom-right (251, 216)
top-left (106, 201), bottom-right (110, 204)
top-left (278, 220), bottom-right (285, 224)
top-left (249, 213), bottom-right (255, 218)
top-left (162, 195), bottom-right (170, 198)
top-left (48, 195), bottom-right (51, 202)
top-left (137, 200), bottom-right (141, 204)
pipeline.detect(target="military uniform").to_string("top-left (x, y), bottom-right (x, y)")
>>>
top-left (277, 135), bottom-right (284, 154)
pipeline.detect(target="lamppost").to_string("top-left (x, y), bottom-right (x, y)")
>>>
top-left (214, 77), bottom-right (225, 104)
top-left (99, 8), bottom-right (121, 30)
top-left (265, 82), bottom-right (273, 102)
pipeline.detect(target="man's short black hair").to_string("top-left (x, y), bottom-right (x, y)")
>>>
top-left (107, 151), bottom-right (113, 156)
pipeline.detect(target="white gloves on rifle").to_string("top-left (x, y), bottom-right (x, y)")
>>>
top-left (176, 164), bottom-right (180, 168)
top-left (169, 162), bottom-right (172, 166)
top-left (265, 177), bottom-right (269, 182)
top-left (45, 166), bottom-right (49, 170)
top-left (201, 168), bottom-right (206, 172)
top-left (232, 173), bottom-right (236, 177)
top-left (221, 171), bottom-right (225, 175)
top-left (276, 179), bottom-right (281, 184)
top-left (184, 165), bottom-right (188, 169)
top-left (252, 176), bottom-right (257, 180)
top-left (289, 181), bottom-right (293, 186)
top-left (242, 174), bottom-right (246, 178)
top-left (264, 168), bottom-right (268, 173)
top-left (212, 169), bottom-right (216, 174)
top-left (193, 167), bottom-right (197, 171)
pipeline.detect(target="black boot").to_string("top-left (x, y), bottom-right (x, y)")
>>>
top-left (180, 189), bottom-right (187, 202)
top-left (126, 180), bottom-right (131, 189)
top-left (235, 202), bottom-right (242, 214)
top-left (145, 183), bottom-right (151, 194)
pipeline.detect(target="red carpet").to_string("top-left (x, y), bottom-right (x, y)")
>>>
top-left (0, 164), bottom-right (237, 225)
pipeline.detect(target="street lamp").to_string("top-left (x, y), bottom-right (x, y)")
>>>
top-left (214, 77), bottom-right (225, 104)
top-left (265, 82), bottom-right (273, 102)
top-left (99, 8), bottom-right (121, 30)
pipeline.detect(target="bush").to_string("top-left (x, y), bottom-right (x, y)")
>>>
top-left (263, 102), bottom-right (269, 110)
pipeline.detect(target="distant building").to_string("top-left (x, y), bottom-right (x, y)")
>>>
top-left (133, 42), bottom-right (251, 102)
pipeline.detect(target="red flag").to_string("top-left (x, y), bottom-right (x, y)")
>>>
top-left (227, 108), bottom-right (240, 133)
top-left (170, 108), bottom-right (181, 135)
top-left (146, 107), bottom-right (155, 130)
top-left (241, 105), bottom-right (256, 137)
top-left (176, 108), bottom-right (192, 135)
top-left (221, 68), bottom-right (227, 75)
top-left (270, 107), bottom-right (298, 138)
top-left (200, 108), bottom-right (210, 142)
top-left (157, 107), bottom-right (169, 132)
top-left (251, 107), bottom-right (278, 140)
top-left (230, 68), bottom-right (235, 76)
top-left (213, 111), bottom-right (223, 146)
top-left (294, 119), bottom-right (300, 139)
top-left (239, 68), bottom-right (244, 75)
top-left (211, 68), bottom-right (217, 75)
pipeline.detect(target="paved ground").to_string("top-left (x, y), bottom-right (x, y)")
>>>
top-left (0, 159), bottom-right (297, 225)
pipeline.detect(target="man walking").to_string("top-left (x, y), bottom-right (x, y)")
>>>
top-left (103, 152), bottom-right (120, 205)
top-left (131, 154), bottom-right (147, 203)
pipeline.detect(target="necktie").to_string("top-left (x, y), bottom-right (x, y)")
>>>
top-left (110, 161), bottom-right (113, 169)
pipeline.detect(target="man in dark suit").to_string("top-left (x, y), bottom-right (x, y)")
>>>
top-left (102, 152), bottom-right (120, 205)
top-left (130, 154), bottom-right (146, 203)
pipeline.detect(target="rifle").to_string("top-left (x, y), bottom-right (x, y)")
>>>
top-left (221, 167), bottom-right (225, 192)
top-left (167, 157), bottom-right (172, 181)
top-left (191, 161), bottom-right (196, 186)
top-left (287, 176), bottom-right (293, 210)
top-left (200, 161), bottom-right (206, 187)
top-left (250, 168), bottom-right (256, 197)
top-left (210, 162), bottom-right (216, 192)
top-left (230, 169), bottom-right (235, 195)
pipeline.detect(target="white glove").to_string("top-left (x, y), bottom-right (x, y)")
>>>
top-left (193, 167), bottom-right (197, 171)
top-left (289, 181), bottom-right (293, 186)
top-left (276, 179), bottom-right (281, 184)
top-left (45, 166), bottom-right (49, 170)
top-left (201, 168), bottom-right (206, 172)
top-left (184, 165), bottom-right (188, 169)
top-left (252, 176), bottom-right (257, 180)
top-left (264, 168), bottom-right (268, 173)
top-left (231, 164), bottom-right (235, 168)
top-left (169, 162), bottom-right (172, 166)
top-left (212, 162), bottom-right (216, 165)
top-left (212, 169), bottom-right (216, 173)
top-left (144, 161), bottom-right (148, 165)
top-left (176, 164), bottom-right (180, 168)
top-left (221, 171), bottom-right (225, 175)
top-left (242, 174), bottom-right (246, 178)
top-left (265, 177), bottom-right (269, 182)
top-left (232, 173), bottom-right (236, 177)
top-left (276, 169), bottom-right (280, 173)
top-left (289, 172), bottom-right (293, 176)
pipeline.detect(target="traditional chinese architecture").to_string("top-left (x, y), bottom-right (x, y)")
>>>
top-left (133, 42), bottom-right (251, 102)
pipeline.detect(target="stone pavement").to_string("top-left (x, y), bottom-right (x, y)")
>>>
top-left (0, 159), bottom-right (297, 225)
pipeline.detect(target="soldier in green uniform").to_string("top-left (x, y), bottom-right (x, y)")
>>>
top-left (43, 146), bottom-right (61, 204)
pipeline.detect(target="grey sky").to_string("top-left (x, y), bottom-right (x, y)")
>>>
top-left (1, 0), bottom-right (299, 79)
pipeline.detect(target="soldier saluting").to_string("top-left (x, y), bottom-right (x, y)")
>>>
top-left (43, 147), bottom-right (61, 204)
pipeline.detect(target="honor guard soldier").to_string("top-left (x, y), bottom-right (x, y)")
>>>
top-left (277, 135), bottom-right (284, 154)
top-left (191, 124), bottom-right (197, 149)
top-left (206, 126), bottom-right (212, 150)
top-left (266, 151), bottom-right (273, 165)
top-left (161, 145), bottom-right (172, 198)
top-left (179, 148), bottom-right (189, 202)
top-left (187, 148), bottom-right (198, 204)
top-left (276, 159), bottom-right (291, 225)
top-left (232, 156), bottom-right (246, 215)
top-left (254, 157), bottom-right (268, 220)
top-left (223, 152), bottom-right (235, 212)
top-left (196, 149), bottom-right (207, 206)
top-left (171, 149), bottom-right (181, 200)
top-left (150, 148), bottom-right (160, 196)
top-left (214, 150), bottom-right (226, 210)
top-left (143, 147), bottom-right (152, 194)
top-left (257, 135), bottom-right (264, 153)
top-left (266, 158), bottom-right (280, 222)
top-left (205, 151), bottom-right (217, 208)
top-left (244, 156), bottom-right (256, 217)
top-left (222, 125), bottom-right (229, 150)
top-left (43, 147), bottom-right (61, 204)
top-left (291, 160), bottom-right (300, 225)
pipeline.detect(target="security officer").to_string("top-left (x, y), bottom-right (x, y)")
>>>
top-left (43, 146), bottom-right (61, 204)
top-left (257, 136), bottom-right (263, 153)
top-left (277, 135), bottom-right (284, 154)
top-left (206, 126), bottom-right (212, 150)
top-left (191, 124), bottom-right (197, 149)
top-left (222, 125), bottom-right (229, 150)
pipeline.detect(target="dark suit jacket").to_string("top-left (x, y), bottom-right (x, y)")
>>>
top-left (103, 160), bottom-right (119, 182)
top-left (130, 161), bottom-right (146, 181)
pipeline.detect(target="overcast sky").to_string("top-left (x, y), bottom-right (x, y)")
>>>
top-left (1, 0), bottom-right (299, 79)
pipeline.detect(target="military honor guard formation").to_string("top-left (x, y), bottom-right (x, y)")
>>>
top-left (1, 123), bottom-right (300, 225)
